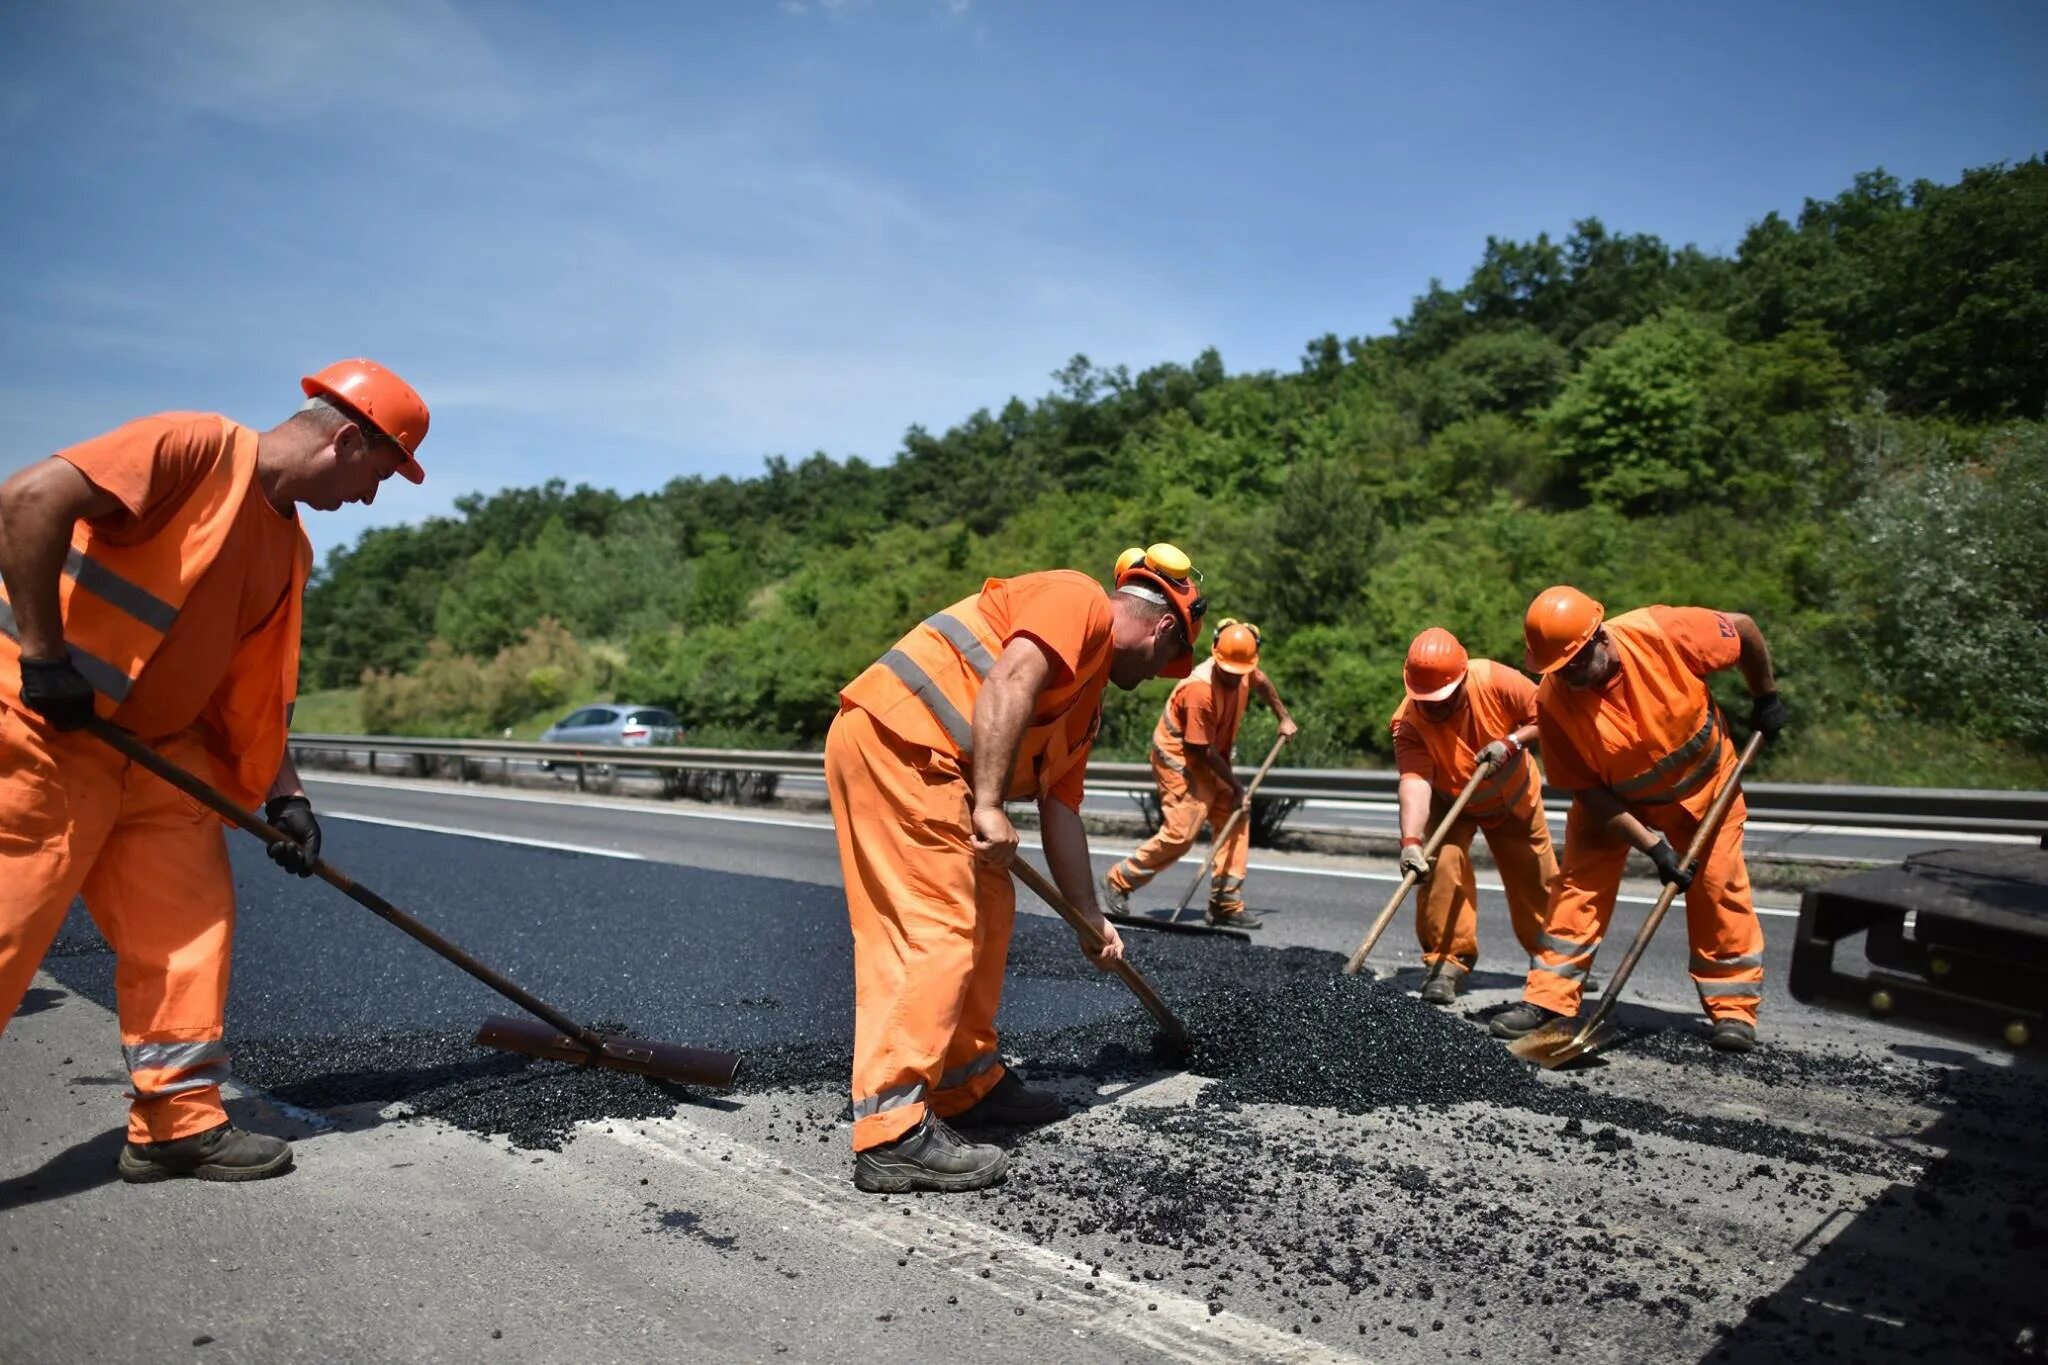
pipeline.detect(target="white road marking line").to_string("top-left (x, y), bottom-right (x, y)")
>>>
top-left (321, 810), bottom-right (645, 860)
top-left (602, 1115), bottom-right (1366, 1365)
top-left (305, 774), bottom-right (833, 831)
top-left (312, 778), bottom-right (1802, 915)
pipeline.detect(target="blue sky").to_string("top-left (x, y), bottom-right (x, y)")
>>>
top-left (1, 1), bottom-right (2042, 557)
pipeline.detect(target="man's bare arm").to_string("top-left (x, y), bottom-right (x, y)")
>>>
top-left (0, 459), bottom-right (121, 657)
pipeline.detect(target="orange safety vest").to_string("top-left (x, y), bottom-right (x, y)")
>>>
top-left (1390, 658), bottom-right (1541, 818)
top-left (0, 418), bottom-right (311, 808)
top-left (1536, 607), bottom-right (1733, 818)
top-left (840, 575), bottom-right (1110, 803)
top-left (1151, 658), bottom-right (1249, 778)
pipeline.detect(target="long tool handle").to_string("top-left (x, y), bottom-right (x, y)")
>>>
top-left (1343, 756), bottom-right (1499, 975)
top-left (86, 719), bottom-right (611, 1055)
top-left (1562, 730), bottom-right (1766, 1048)
top-left (1170, 732), bottom-right (1291, 923)
top-left (1011, 856), bottom-right (1191, 1051)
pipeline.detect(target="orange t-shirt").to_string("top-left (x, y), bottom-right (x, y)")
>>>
top-left (57, 413), bottom-right (306, 739)
top-left (1390, 657), bottom-right (1539, 788)
top-left (1537, 605), bottom-right (1741, 797)
top-left (1168, 663), bottom-right (1250, 757)
top-left (974, 571), bottom-right (1114, 810)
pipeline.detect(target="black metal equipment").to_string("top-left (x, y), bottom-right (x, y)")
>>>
top-left (1789, 841), bottom-right (2048, 1048)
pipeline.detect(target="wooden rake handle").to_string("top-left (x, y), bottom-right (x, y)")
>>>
top-left (1561, 730), bottom-right (1766, 1049)
top-left (1170, 731), bottom-right (1291, 922)
top-left (84, 717), bottom-right (609, 1052)
top-left (1011, 857), bottom-right (1191, 1050)
top-left (1342, 755), bottom-right (1500, 976)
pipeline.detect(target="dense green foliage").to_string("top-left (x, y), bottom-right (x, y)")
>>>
top-left (304, 158), bottom-right (2048, 783)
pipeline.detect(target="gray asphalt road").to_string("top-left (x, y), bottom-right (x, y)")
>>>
top-left (5, 774), bottom-right (2043, 1365)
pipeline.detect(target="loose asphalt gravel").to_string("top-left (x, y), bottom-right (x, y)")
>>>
top-left (36, 822), bottom-right (2048, 1363)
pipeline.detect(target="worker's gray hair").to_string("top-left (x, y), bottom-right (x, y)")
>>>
top-left (296, 394), bottom-right (352, 431)
top-left (1116, 584), bottom-right (1177, 631)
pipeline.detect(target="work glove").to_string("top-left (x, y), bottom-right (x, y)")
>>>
top-left (263, 796), bottom-right (322, 877)
top-left (18, 655), bottom-right (96, 731)
top-left (1399, 842), bottom-right (1432, 880)
top-left (1749, 691), bottom-right (1789, 743)
top-left (1645, 837), bottom-right (1694, 892)
top-left (1475, 735), bottom-right (1521, 768)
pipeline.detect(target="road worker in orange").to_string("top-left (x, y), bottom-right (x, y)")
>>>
top-left (1390, 627), bottom-right (1559, 1004)
top-left (1102, 617), bottom-right (1297, 929)
top-left (827, 544), bottom-right (1207, 1193)
top-left (1490, 587), bottom-right (1788, 1053)
top-left (0, 360), bottom-right (430, 1180)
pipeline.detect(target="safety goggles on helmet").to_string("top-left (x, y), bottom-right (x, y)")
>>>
top-left (1114, 542), bottom-right (1207, 678)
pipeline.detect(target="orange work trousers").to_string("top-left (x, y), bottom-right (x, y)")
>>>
top-left (1524, 797), bottom-right (1764, 1024)
top-left (1415, 786), bottom-right (1557, 976)
top-left (1105, 755), bottom-right (1251, 913)
top-left (0, 703), bottom-right (238, 1143)
top-left (825, 705), bottom-right (1013, 1152)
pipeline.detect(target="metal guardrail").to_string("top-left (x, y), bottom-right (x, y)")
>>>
top-left (287, 733), bottom-right (2048, 836)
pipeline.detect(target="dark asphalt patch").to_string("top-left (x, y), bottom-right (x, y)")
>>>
top-left (39, 823), bottom-right (2048, 1362)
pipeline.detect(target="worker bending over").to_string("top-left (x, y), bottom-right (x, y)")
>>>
top-left (1390, 627), bottom-right (1558, 1003)
top-left (827, 544), bottom-right (1208, 1193)
top-left (0, 361), bottom-right (431, 1180)
top-left (1490, 587), bottom-right (1787, 1053)
top-left (1103, 617), bottom-right (1297, 930)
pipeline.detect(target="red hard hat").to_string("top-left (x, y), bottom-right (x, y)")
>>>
top-left (301, 358), bottom-right (429, 483)
top-left (1404, 627), bottom-right (1469, 702)
top-left (1524, 585), bottom-right (1605, 675)
top-left (1115, 542), bottom-right (1207, 679)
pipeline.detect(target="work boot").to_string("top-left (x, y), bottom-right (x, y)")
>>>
top-left (1489, 1002), bottom-right (1565, 1040)
top-left (1420, 968), bottom-right (1460, 1005)
top-left (853, 1114), bottom-right (1008, 1194)
top-left (1101, 873), bottom-right (1130, 916)
top-left (1206, 905), bottom-right (1263, 930)
top-left (1709, 1019), bottom-right (1758, 1053)
top-left (117, 1122), bottom-right (293, 1184)
top-left (951, 1070), bottom-right (1067, 1131)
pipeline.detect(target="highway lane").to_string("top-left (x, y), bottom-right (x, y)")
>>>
top-left (303, 771), bottom-right (1810, 1028)
top-left (369, 760), bottom-right (2035, 865)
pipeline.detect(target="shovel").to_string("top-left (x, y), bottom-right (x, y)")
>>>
top-left (86, 718), bottom-right (740, 1089)
top-left (1011, 857), bottom-right (1191, 1054)
top-left (1104, 732), bottom-right (1290, 944)
top-left (1342, 755), bottom-right (1498, 976)
top-left (1508, 731), bottom-right (1765, 1069)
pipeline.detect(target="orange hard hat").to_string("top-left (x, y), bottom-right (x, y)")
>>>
top-left (301, 358), bottom-right (430, 483)
top-left (1404, 627), bottom-right (1469, 702)
top-left (1212, 619), bottom-right (1262, 675)
top-left (1115, 542), bottom-right (1207, 678)
top-left (1524, 585), bottom-right (1605, 675)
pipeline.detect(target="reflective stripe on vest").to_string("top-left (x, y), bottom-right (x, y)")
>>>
top-left (1611, 708), bottom-right (1721, 805)
top-left (0, 601), bottom-right (137, 701)
top-left (0, 547), bottom-right (191, 703)
top-left (877, 646), bottom-right (977, 754)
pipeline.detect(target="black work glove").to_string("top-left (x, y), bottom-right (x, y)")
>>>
top-left (1748, 691), bottom-right (1789, 743)
top-left (18, 655), bottom-right (96, 731)
top-left (1646, 836), bottom-right (1694, 892)
top-left (263, 796), bottom-right (322, 877)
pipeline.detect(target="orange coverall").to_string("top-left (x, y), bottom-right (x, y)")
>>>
top-left (1523, 607), bottom-right (1765, 1025)
top-left (829, 571), bottom-right (1111, 1152)
top-left (1106, 658), bottom-right (1253, 914)
top-left (0, 414), bottom-right (309, 1142)
top-left (1390, 658), bottom-right (1558, 975)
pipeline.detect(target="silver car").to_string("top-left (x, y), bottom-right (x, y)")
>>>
top-left (538, 704), bottom-right (682, 771)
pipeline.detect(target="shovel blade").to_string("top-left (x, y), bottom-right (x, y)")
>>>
top-left (474, 1015), bottom-right (740, 1089)
top-left (1506, 1017), bottom-right (1615, 1069)
top-left (1104, 911), bottom-right (1250, 944)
